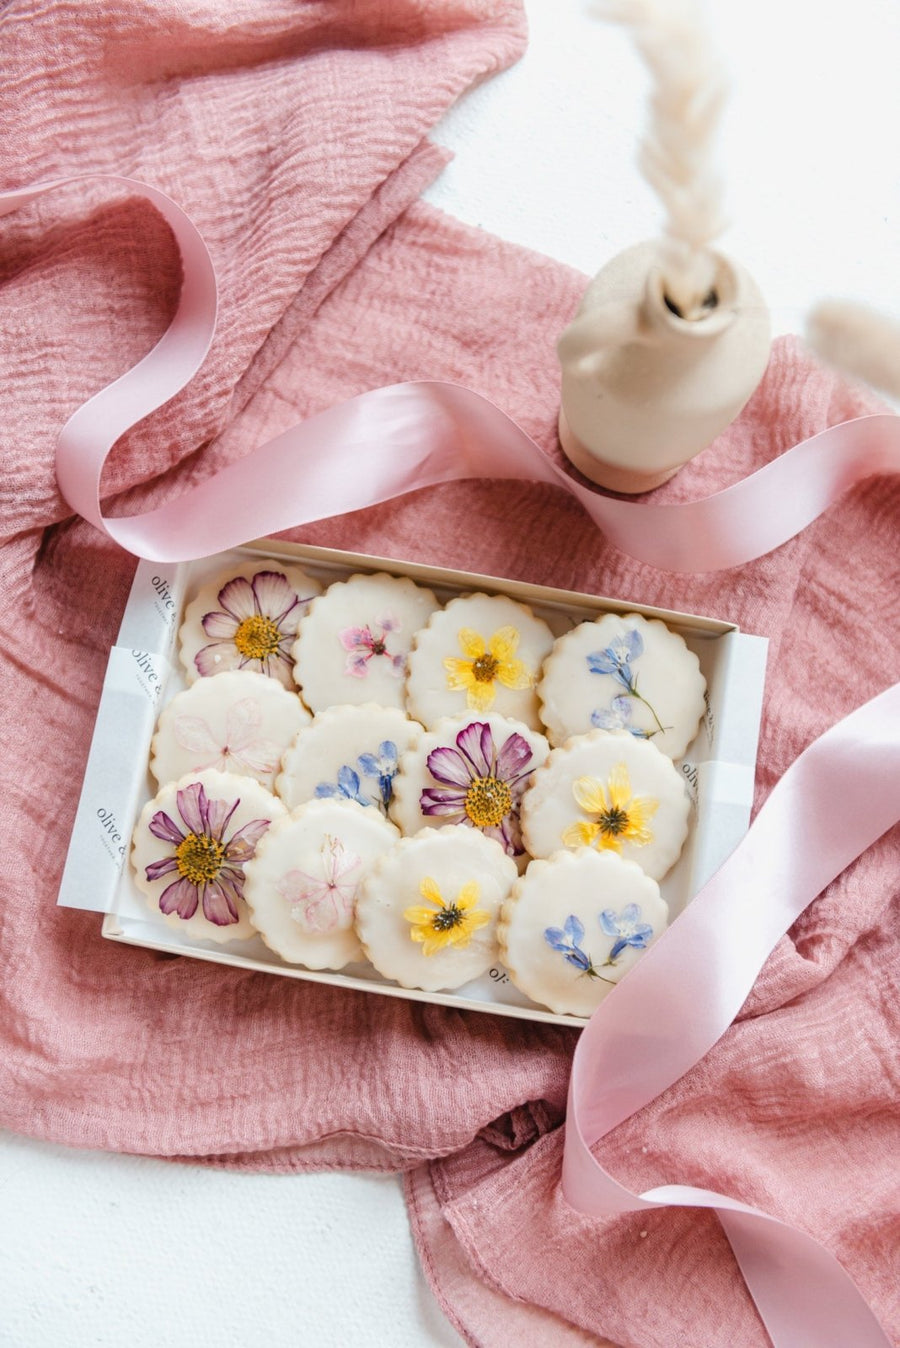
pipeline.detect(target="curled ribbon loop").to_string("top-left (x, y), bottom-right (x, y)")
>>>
top-left (3, 175), bottom-right (898, 1347)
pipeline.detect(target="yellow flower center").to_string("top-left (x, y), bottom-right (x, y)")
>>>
top-left (598, 806), bottom-right (630, 836)
top-left (465, 776), bottom-right (512, 828)
top-left (431, 904), bottom-right (465, 932)
top-left (471, 653), bottom-right (499, 683)
top-left (234, 614), bottom-right (281, 660)
top-left (175, 832), bottom-right (225, 885)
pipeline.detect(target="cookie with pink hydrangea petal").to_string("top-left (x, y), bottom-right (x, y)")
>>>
top-left (389, 712), bottom-right (549, 868)
top-left (179, 561), bottom-right (322, 691)
top-left (291, 573), bottom-right (439, 713)
top-left (150, 671), bottom-right (310, 791)
top-left (131, 769), bottom-right (286, 944)
top-left (243, 798), bottom-right (399, 969)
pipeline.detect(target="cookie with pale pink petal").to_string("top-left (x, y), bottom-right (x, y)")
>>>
top-left (519, 729), bottom-right (690, 881)
top-left (243, 798), bottom-right (399, 969)
top-left (291, 572), bottom-right (439, 713)
top-left (389, 712), bottom-right (549, 868)
top-left (150, 671), bottom-right (310, 791)
top-left (179, 561), bottom-right (322, 691)
top-left (131, 769), bottom-right (286, 944)
top-left (498, 848), bottom-right (669, 1017)
top-left (405, 594), bottom-right (555, 730)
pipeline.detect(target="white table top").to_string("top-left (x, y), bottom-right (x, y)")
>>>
top-left (6, 2), bottom-right (899, 1345)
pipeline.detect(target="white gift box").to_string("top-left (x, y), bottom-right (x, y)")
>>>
top-left (58, 539), bottom-right (768, 1028)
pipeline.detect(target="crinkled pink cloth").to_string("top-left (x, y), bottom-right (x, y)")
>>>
top-left (1, 4), bottom-right (898, 1347)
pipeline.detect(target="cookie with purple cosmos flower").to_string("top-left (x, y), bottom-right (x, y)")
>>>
top-left (179, 561), bottom-right (322, 692)
top-left (150, 671), bottom-right (311, 791)
top-left (388, 712), bottom-right (549, 868)
top-left (405, 593), bottom-right (556, 730)
top-left (276, 704), bottom-right (420, 814)
top-left (131, 769), bottom-right (287, 943)
top-left (291, 572), bottom-right (439, 713)
top-left (537, 612), bottom-right (706, 758)
top-left (243, 798), bottom-right (400, 970)
top-left (497, 848), bottom-right (668, 1017)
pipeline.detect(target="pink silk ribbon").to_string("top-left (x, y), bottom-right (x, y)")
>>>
top-left (4, 175), bottom-right (899, 1346)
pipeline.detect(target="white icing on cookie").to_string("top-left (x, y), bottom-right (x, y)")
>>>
top-left (243, 798), bottom-right (399, 969)
top-left (150, 671), bottom-right (310, 790)
top-left (498, 849), bottom-right (669, 1017)
top-left (389, 712), bottom-right (549, 867)
top-left (131, 769), bottom-right (286, 944)
top-left (291, 572), bottom-right (439, 713)
top-left (276, 704), bottom-right (420, 814)
top-left (537, 612), bottom-right (706, 757)
top-left (354, 827), bottom-right (517, 992)
top-left (405, 594), bottom-right (555, 730)
top-left (519, 730), bottom-right (690, 881)
top-left (179, 561), bottom-right (322, 691)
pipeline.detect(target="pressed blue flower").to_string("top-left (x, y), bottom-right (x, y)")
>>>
top-left (543, 913), bottom-right (612, 981)
top-left (599, 902), bottom-right (655, 963)
top-left (586, 629), bottom-right (643, 691)
top-left (587, 629), bottom-right (668, 737)
top-left (315, 764), bottom-right (370, 806)
top-left (356, 740), bottom-right (399, 810)
top-left (590, 694), bottom-right (651, 739)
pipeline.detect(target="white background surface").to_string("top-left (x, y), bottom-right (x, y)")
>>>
top-left (5, 3), bottom-right (900, 1346)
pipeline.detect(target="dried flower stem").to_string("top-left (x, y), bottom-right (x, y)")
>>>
top-left (593, 0), bottom-right (728, 319)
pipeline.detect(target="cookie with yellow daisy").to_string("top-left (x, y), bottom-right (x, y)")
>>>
top-left (405, 593), bottom-right (556, 731)
top-left (519, 729), bottom-right (691, 881)
top-left (354, 827), bottom-right (517, 992)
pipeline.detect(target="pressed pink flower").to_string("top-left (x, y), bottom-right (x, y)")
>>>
top-left (173, 698), bottom-right (281, 777)
top-left (145, 781), bottom-right (270, 926)
top-left (338, 614), bottom-right (405, 679)
top-left (195, 570), bottom-right (312, 688)
top-left (276, 835), bottom-right (361, 933)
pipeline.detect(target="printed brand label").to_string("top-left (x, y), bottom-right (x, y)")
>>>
top-left (130, 649), bottom-right (165, 705)
top-left (703, 688), bottom-right (716, 747)
top-left (95, 807), bottom-right (128, 862)
top-left (681, 760), bottom-right (699, 806)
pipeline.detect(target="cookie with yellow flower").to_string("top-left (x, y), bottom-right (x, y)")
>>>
top-left (354, 827), bottom-right (518, 992)
top-left (520, 729), bottom-right (691, 881)
top-left (405, 593), bottom-right (556, 731)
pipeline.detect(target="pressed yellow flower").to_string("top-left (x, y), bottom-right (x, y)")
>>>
top-left (403, 876), bottom-right (491, 957)
top-left (561, 762), bottom-right (658, 854)
top-left (442, 626), bottom-right (533, 712)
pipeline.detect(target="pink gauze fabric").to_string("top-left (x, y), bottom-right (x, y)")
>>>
top-left (1, 4), bottom-right (898, 1348)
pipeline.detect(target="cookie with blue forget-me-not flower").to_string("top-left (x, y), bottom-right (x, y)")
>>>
top-left (497, 848), bottom-right (669, 1017)
top-left (537, 612), bottom-right (706, 759)
top-left (276, 703), bottom-right (420, 815)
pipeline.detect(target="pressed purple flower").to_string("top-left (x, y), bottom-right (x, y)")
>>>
top-left (543, 913), bottom-right (611, 981)
top-left (315, 764), bottom-right (370, 807)
top-left (587, 629), bottom-right (667, 736)
top-left (590, 694), bottom-right (651, 739)
top-left (145, 781), bottom-right (270, 926)
top-left (195, 570), bottom-right (311, 688)
top-left (338, 614), bottom-right (405, 679)
top-left (420, 721), bottom-right (534, 856)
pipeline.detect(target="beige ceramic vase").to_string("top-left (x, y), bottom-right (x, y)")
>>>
top-left (557, 241), bottom-right (771, 493)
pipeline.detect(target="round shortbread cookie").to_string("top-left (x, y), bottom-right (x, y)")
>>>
top-left (291, 572), bottom-right (439, 713)
top-left (355, 827), bottom-right (517, 992)
top-left (150, 671), bottom-right (310, 790)
top-left (243, 799), bottom-right (399, 969)
top-left (389, 712), bottom-right (549, 866)
top-left (276, 704), bottom-right (420, 815)
top-left (405, 594), bottom-right (555, 730)
top-left (131, 769), bottom-right (286, 944)
top-left (498, 849), bottom-right (669, 1018)
top-left (537, 612), bottom-right (706, 758)
top-left (179, 561), bottom-right (322, 690)
top-left (520, 730), bottom-right (690, 881)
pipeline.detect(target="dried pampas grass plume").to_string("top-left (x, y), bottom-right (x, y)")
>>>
top-left (592, 0), bottom-right (727, 320)
top-left (806, 300), bottom-right (900, 402)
